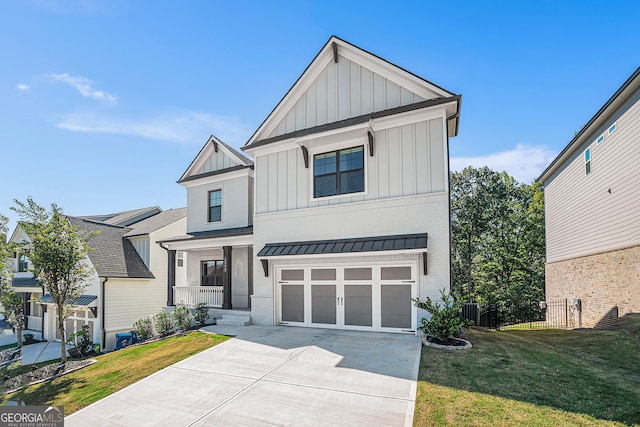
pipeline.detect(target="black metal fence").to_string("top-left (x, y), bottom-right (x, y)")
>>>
top-left (462, 299), bottom-right (568, 330)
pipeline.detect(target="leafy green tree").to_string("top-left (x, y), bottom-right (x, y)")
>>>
top-left (0, 214), bottom-right (27, 348)
top-left (451, 167), bottom-right (545, 310)
top-left (11, 198), bottom-right (93, 363)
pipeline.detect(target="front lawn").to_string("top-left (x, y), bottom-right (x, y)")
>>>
top-left (415, 314), bottom-right (640, 426)
top-left (0, 331), bottom-right (229, 414)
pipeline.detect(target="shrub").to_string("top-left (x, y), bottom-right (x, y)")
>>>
top-left (133, 317), bottom-right (154, 341)
top-left (173, 303), bottom-right (194, 332)
top-left (413, 289), bottom-right (470, 342)
top-left (194, 303), bottom-right (209, 327)
top-left (65, 325), bottom-right (94, 355)
top-left (153, 310), bottom-right (174, 337)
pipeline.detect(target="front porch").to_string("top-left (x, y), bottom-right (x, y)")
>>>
top-left (159, 228), bottom-right (254, 310)
top-left (173, 286), bottom-right (224, 308)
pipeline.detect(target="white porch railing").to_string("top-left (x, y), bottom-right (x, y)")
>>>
top-left (27, 316), bottom-right (42, 331)
top-left (173, 286), bottom-right (223, 308)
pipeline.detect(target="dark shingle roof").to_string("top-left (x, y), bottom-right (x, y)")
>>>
top-left (40, 294), bottom-right (98, 306)
top-left (102, 206), bottom-right (162, 226)
top-left (158, 226), bottom-right (253, 244)
top-left (257, 233), bottom-right (428, 257)
top-left (124, 208), bottom-right (187, 237)
top-left (11, 277), bottom-right (41, 288)
top-left (67, 217), bottom-right (154, 279)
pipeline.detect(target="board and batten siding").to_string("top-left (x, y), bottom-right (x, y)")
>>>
top-left (255, 117), bottom-right (445, 214)
top-left (129, 237), bottom-right (150, 267)
top-left (267, 55), bottom-right (433, 139)
top-left (195, 147), bottom-right (239, 175)
top-left (545, 87), bottom-right (640, 263)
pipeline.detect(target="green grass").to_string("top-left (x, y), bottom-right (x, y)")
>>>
top-left (499, 321), bottom-right (554, 331)
top-left (0, 332), bottom-right (229, 414)
top-left (415, 314), bottom-right (640, 426)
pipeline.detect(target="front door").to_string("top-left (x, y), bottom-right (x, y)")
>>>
top-left (276, 264), bottom-right (416, 333)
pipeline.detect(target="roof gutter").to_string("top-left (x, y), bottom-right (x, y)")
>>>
top-left (100, 276), bottom-right (108, 352)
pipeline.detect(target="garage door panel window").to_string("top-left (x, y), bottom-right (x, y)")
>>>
top-left (281, 269), bottom-right (304, 281)
top-left (344, 285), bottom-right (372, 327)
top-left (281, 285), bottom-right (305, 322)
top-left (344, 267), bottom-right (372, 281)
top-left (381, 285), bottom-right (412, 328)
top-left (311, 269), bottom-right (336, 281)
top-left (312, 285), bottom-right (337, 325)
top-left (381, 266), bottom-right (412, 280)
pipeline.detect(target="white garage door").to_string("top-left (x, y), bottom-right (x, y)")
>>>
top-left (276, 263), bottom-right (417, 333)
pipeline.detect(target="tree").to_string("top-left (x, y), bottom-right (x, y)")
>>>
top-left (450, 167), bottom-right (545, 309)
top-left (11, 198), bottom-right (94, 363)
top-left (0, 214), bottom-right (25, 348)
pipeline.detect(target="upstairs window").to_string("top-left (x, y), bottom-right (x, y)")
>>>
top-left (313, 146), bottom-right (364, 198)
top-left (208, 189), bottom-right (222, 222)
top-left (585, 148), bottom-right (591, 175)
top-left (596, 134), bottom-right (605, 144)
top-left (177, 251), bottom-right (184, 267)
top-left (608, 122), bottom-right (617, 135)
top-left (18, 254), bottom-right (28, 272)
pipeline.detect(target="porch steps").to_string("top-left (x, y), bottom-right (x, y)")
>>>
top-left (216, 312), bottom-right (252, 327)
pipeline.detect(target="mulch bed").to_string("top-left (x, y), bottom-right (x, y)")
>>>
top-left (0, 348), bottom-right (19, 364)
top-left (5, 360), bottom-right (95, 392)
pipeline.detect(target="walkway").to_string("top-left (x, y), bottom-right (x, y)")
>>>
top-left (67, 325), bottom-right (421, 426)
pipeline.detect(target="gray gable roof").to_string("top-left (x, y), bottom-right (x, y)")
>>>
top-left (102, 206), bottom-right (162, 226)
top-left (67, 217), bottom-right (154, 279)
top-left (124, 208), bottom-right (187, 237)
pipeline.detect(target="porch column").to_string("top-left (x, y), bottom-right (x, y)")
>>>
top-left (167, 250), bottom-right (176, 306)
top-left (223, 246), bottom-right (232, 309)
top-left (23, 293), bottom-right (31, 330)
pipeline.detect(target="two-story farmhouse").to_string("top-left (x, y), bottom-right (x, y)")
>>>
top-left (244, 36), bottom-right (460, 332)
top-left (538, 67), bottom-right (640, 328)
top-left (165, 36), bottom-right (460, 334)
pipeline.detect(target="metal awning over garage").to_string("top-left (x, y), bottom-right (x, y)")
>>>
top-left (257, 233), bottom-right (428, 257)
top-left (257, 233), bottom-right (429, 277)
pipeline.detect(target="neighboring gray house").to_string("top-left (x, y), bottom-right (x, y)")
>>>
top-left (9, 207), bottom-right (187, 350)
top-left (538, 67), bottom-right (640, 328)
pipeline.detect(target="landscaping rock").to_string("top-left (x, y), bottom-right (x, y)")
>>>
top-left (5, 360), bottom-right (94, 392)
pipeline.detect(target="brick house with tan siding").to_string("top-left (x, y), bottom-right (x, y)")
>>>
top-left (537, 67), bottom-right (640, 328)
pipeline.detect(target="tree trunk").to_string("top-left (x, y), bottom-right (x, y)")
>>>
top-left (57, 305), bottom-right (67, 363)
top-left (16, 327), bottom-right (23, 348)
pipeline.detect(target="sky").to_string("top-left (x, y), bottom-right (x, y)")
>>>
top-left (1, 0), bottom-right (639, 232)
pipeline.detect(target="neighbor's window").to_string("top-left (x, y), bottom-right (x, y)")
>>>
top-left (313, 146), bottom-right (364, 198)
top-left (201, 260), bottom-right (224, 286)
top-left (18, 254), bottom-right (28, 272)
top-left (596, 134), bottom-right (605, 144)
top-left (177, 251), bottom-right (184, 267)
top-left (585, 148), bottom-right (591, 175)
top-left (608, 122), bottom-right (617, 135)
top-left (208, 189), bottom-right (222, 222)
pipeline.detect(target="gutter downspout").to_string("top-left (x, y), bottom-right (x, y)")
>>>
top-left (101, 277), bottom-right (108, 352)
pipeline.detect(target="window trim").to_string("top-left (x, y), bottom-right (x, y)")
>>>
top-left (207, 189), bottom-right (222, 223)
top-left (177, 251), bottom-right (184, 268)
top-left (201, 260), bottom-right (224, 286)
top-left (18, 254), bottom-right (28, 272)
top-left (311, 144), bottom-right (367, 201)
top-left (585, 147), bottom-right (591, 175)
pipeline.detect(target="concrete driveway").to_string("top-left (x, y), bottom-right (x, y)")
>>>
top-left (67, 325), bottom-right (421, 426)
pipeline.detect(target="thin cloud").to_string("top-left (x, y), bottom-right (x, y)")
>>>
top-left (45, 73), bottom-right (118, 104)
top-left (17, 83), bottom-right (30, 91)
top-left (450, 144), bottom-right (557, 184)
top-left (55, 110), bottom-right (252, 146)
